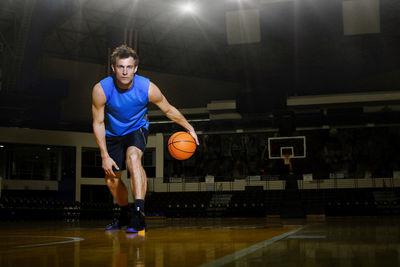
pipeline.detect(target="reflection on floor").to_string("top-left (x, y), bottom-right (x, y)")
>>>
top-left (0, 217), bottom-right (399, 267)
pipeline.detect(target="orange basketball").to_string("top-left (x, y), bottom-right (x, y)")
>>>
top-left (168, 131), bottom-right (196, 160)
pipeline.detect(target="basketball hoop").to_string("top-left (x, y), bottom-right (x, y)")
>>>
top-left (267, 136), bottom-right (306, 175)
top-left (282, 154), bottom-right (292, 165)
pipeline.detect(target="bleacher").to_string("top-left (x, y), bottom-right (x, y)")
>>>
top-left (1, 186), bottom-right (400, 221)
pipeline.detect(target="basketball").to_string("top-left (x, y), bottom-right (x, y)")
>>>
top-left (168, 131), bottom-right (196, 160)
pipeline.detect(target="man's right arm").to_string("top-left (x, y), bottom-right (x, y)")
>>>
top-left (92, 83), bottom-right (119, 176)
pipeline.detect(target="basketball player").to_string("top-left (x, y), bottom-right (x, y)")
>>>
top-left (92, 45), bottom-right (199, 233)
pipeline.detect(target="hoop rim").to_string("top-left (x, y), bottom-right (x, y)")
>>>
top-left (282, 153), bottom-right (292, 165)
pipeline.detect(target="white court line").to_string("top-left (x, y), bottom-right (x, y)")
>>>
top-left (8, 235), bottom-right (85, 248)
top-left (288, 235), bottom-right (326, 239)
top-left (199, 226), bottom-right (305, 267)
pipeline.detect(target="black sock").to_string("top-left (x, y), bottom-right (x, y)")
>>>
top-left (120, 204), bottom-right (130, 217)
top-left (135, 199), bottom-right (145, 213)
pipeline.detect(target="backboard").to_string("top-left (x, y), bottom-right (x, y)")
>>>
top-left (267, 136), bottom-right (306, 159)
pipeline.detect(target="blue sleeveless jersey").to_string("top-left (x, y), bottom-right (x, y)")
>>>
top-left (100, 74), bottom-right (150, 137)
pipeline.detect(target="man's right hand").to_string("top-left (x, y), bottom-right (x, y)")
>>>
top-left (102, 157), bottom-right (119, 177)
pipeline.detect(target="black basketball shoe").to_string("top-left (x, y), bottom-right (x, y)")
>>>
top-left (105, 208), bottom-right (130, 230)
top-left (126, 210), bottom-right (147, 233)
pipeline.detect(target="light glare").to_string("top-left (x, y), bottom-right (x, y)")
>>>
top-left (180, 3), bottom-right (195, 14)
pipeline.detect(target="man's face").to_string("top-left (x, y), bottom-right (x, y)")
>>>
top-left (112, 56), bottom-right (138, 89)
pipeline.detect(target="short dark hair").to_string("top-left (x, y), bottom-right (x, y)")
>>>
top-left (110, 45), bottom-right (139, 67)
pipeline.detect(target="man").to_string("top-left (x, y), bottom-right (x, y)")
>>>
top-left (92, 45), bottom-right (199, 233)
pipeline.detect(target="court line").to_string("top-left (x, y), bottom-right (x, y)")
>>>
top-left (199, 226), bottom-right (305, 267)
top-left (8, 235), bottom-right (85, 248)
top-left (288, 235), bottom-right (326, 239)
top-left (181, 226), bottom-right (261, 230)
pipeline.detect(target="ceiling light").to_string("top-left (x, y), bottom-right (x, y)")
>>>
top-left (180, 2), bottom-right (196, 14)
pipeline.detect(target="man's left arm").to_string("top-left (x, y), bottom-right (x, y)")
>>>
top-left (148, 82), bottom-right (199, 145)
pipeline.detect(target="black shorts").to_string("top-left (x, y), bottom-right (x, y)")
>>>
top-left (106, 128), bottom-right (148, 171)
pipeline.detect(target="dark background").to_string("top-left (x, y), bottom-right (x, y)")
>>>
top-left (0, 0), bottom-right (399, 133)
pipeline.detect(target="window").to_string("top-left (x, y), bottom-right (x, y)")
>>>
top-left (0, 143), bottom-right (75, 181)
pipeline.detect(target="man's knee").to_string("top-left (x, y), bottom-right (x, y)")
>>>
top-left (127, 148), bottom-right (143, 167)
top-left (105, 172), bottom-right (122, 186)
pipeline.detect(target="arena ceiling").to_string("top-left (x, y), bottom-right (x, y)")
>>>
top-left (1, 0), bottom-right (264, 83)
top-left (2, 0), bottom-right (400, 88)
top-left (42, 0), bottom-right (230, 78)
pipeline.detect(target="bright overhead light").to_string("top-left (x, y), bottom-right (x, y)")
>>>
top-left (180, 2), bottom-right (196, 14)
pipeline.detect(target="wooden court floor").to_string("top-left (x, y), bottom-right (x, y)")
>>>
top-left (1, 216), bottom-right (399, 267)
